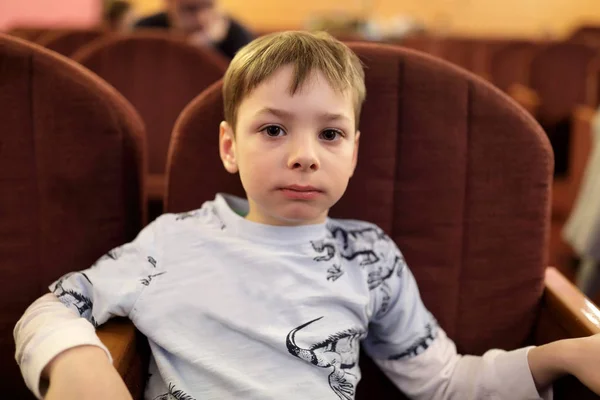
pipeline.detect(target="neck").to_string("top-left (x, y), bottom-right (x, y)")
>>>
top-left (245, 203), bottom-right (328, 227)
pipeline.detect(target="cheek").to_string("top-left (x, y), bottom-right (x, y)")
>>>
top-left (236, 144), bottom-right (275, 182)
top-left (323, 145), bottom-right (356, 173)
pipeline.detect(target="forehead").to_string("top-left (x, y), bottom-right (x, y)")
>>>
top-left (238, 66), bottom-right (355, 117)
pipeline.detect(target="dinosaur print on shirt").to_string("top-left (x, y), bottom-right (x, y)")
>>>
top-left (286, 317), bottom-right (366, 400)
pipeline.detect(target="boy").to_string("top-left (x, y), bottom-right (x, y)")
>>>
top-left (14, 31), bottom-right (600, 400)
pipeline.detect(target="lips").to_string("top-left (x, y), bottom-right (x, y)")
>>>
top-left (282, 185), bottom-right (322, 192)
top-left (278, 185), bottom-right (323, 200)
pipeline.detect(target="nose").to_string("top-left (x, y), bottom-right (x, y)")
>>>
top-left (287, 134), bottom-right (320, 172)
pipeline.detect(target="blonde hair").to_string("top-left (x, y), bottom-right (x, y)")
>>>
top-left (222, 31), bottom-right (366, 129)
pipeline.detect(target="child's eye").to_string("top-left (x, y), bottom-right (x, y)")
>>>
top-left (261, 125), bottom-right (285, 137)
top-left (320, 129), bottom-right (342, 141)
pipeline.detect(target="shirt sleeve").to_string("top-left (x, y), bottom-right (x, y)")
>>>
top-left (14, 217), bottom-right (166, 398)
top-left (48, 217), bottom-right (164, 327)
top-left (14, 294), bottom-right (112, 399)
top-left (362, 243), bottom-right (552, 400)
top-left (374, 328), bottom-right (552, 400)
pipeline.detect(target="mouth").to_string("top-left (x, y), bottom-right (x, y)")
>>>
top-left (281, 185), bottom-right (322, 192)
top-left (278, 185), bottom-right (324, 200)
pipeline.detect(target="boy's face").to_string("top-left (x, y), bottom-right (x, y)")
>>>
top-left (219, 65), bottom-right (360, 226)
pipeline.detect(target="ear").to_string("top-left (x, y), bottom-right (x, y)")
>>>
top-left (219, 121), bottom-right (238, 174)
top-left (350, 130), bottom-right (360, 177)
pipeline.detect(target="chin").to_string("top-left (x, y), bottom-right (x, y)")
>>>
top-left (274, 205), bottom-right (328, 226)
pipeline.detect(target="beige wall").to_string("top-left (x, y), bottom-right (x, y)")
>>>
top-left (1, 0), bottom-right (99, 29)
top-left (131, 0), bottom-right (600, 38)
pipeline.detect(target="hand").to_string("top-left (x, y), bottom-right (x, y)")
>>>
top-left (45, 346), bottom-right (132, 400)
top-left (567, 334), bottom-right (600, 394)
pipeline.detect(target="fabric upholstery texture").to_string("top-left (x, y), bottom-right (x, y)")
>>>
top-left (0, 33), bottom-right (145, 398)
top-left (489, 41), bottom-right (540, 91)
top-left (7, 27), bottom-right (49, 43)
top-left (529, 42), bottom-right (599, 175)
top-left (530, 43), bottom-right (598, 125)
top-left (37, 29), bottom-right (107, 57)
top-left (72, 32), bottom-right (229, 178)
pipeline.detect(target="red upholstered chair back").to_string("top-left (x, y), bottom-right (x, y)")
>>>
top-left (72, 32), bottom-right (228, 180)
top-left (529, 42), bottom-right (599, 125)
top-left (436, 37), bottom-right (480, 72)
top-left (37, 29), bottom-right (107, 57)
top-left (0, 34), bottom-right (145, 398)
top-left (166, 42), bottom-right (552, 397)
top-left (570, 25), bottom-right (600, 46)
top-left (489, 40), bottom-right (540, 91)
top-left (7, 27), bottom-right (50, 42)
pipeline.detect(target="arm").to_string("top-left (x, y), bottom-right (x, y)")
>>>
top-left (529, 334), bottom-right (600, 395)
top-left (14, 217), bottom-right (165, 398)
top-left (362, 241), bottom-right (551, 399)
top-left (528, 339), bottom-right (574, 391)
top-left (373, 329), bottom-right (550, 400)
top-left (14, 293), bottom-right (113, 398)
top-left (530, 268), bottom-right (600, 395)
top-left (44, 345), bottom-right (132, 400)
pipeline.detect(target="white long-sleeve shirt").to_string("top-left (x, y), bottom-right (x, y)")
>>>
top-left (15, 194), bottom-right (552, 400)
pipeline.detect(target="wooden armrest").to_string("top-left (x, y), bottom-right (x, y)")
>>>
top-left (97, 318), bottom-right (148, 400)
top-left (536, 268), bottom-right (600, 400)
top-left (535, 267), bottom-right (600, 345)
top-left (507, 83), bottom-right (540, 115)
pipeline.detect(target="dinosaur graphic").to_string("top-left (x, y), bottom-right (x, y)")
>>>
top-left (286, 317), bottom-right (365, 400)
top-left (312, 226), bottom-right (393, 272)
top-left (52, 273), bottom-right (98, 327)
top-left (175, 211), bottom-right (199, 221)
top-left (312, 227), bottom-right (386, 269)
top-left (388, 322), bottom-right (439, 360)
top-left (328, 226), bottom-right (388, 250)
top-left (311, 241), bottom-right (336, 262)
top-left (141, 272), bottom-right (167, 286)
top-left (153, 383), bottom-right (196, 400)
top-left (327, 264), bottom-right (344, 281)
top-left (147, 256), bottom-right (157, 268)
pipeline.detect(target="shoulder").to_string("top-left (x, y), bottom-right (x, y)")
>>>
top-left (135, 12), bottom-right (170, 28)
top-left (151, 199), bottom-right (224, 235)
top-left (228, 17), bottom-right (254, 37)
top-left (325, 219), bottom-right (392, 249)
top-left (319, 219), bottom-right (403, 270)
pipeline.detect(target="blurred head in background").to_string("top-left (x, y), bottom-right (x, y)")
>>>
top-left (104, 1), bottom-right (136, 31)
top-left (165, 0), bottom-right (229, 44)
top-left (135, 0), bottom-right (254, 58)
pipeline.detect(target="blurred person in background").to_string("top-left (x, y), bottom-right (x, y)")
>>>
top-left (135, 0), bottom-right (254, 58)
top-left (103, 0), bottom-right (137, 31)
top-left (563, 109), bottom-right (600, 298)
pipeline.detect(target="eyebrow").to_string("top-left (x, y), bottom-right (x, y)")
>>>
top-left (254, 107), bottom-right (352, 123)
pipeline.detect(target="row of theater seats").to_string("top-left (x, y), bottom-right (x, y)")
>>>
top-left (398, 31), bottom-right (600, 270)
top-left (8, 25), bottom-right (600, 296)
top-left (2, 30), bottom-right (600, 399)
top-left (7, 27), bottom-right (229, 216)
top-left (8, 25), bottom-right (600, 270)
